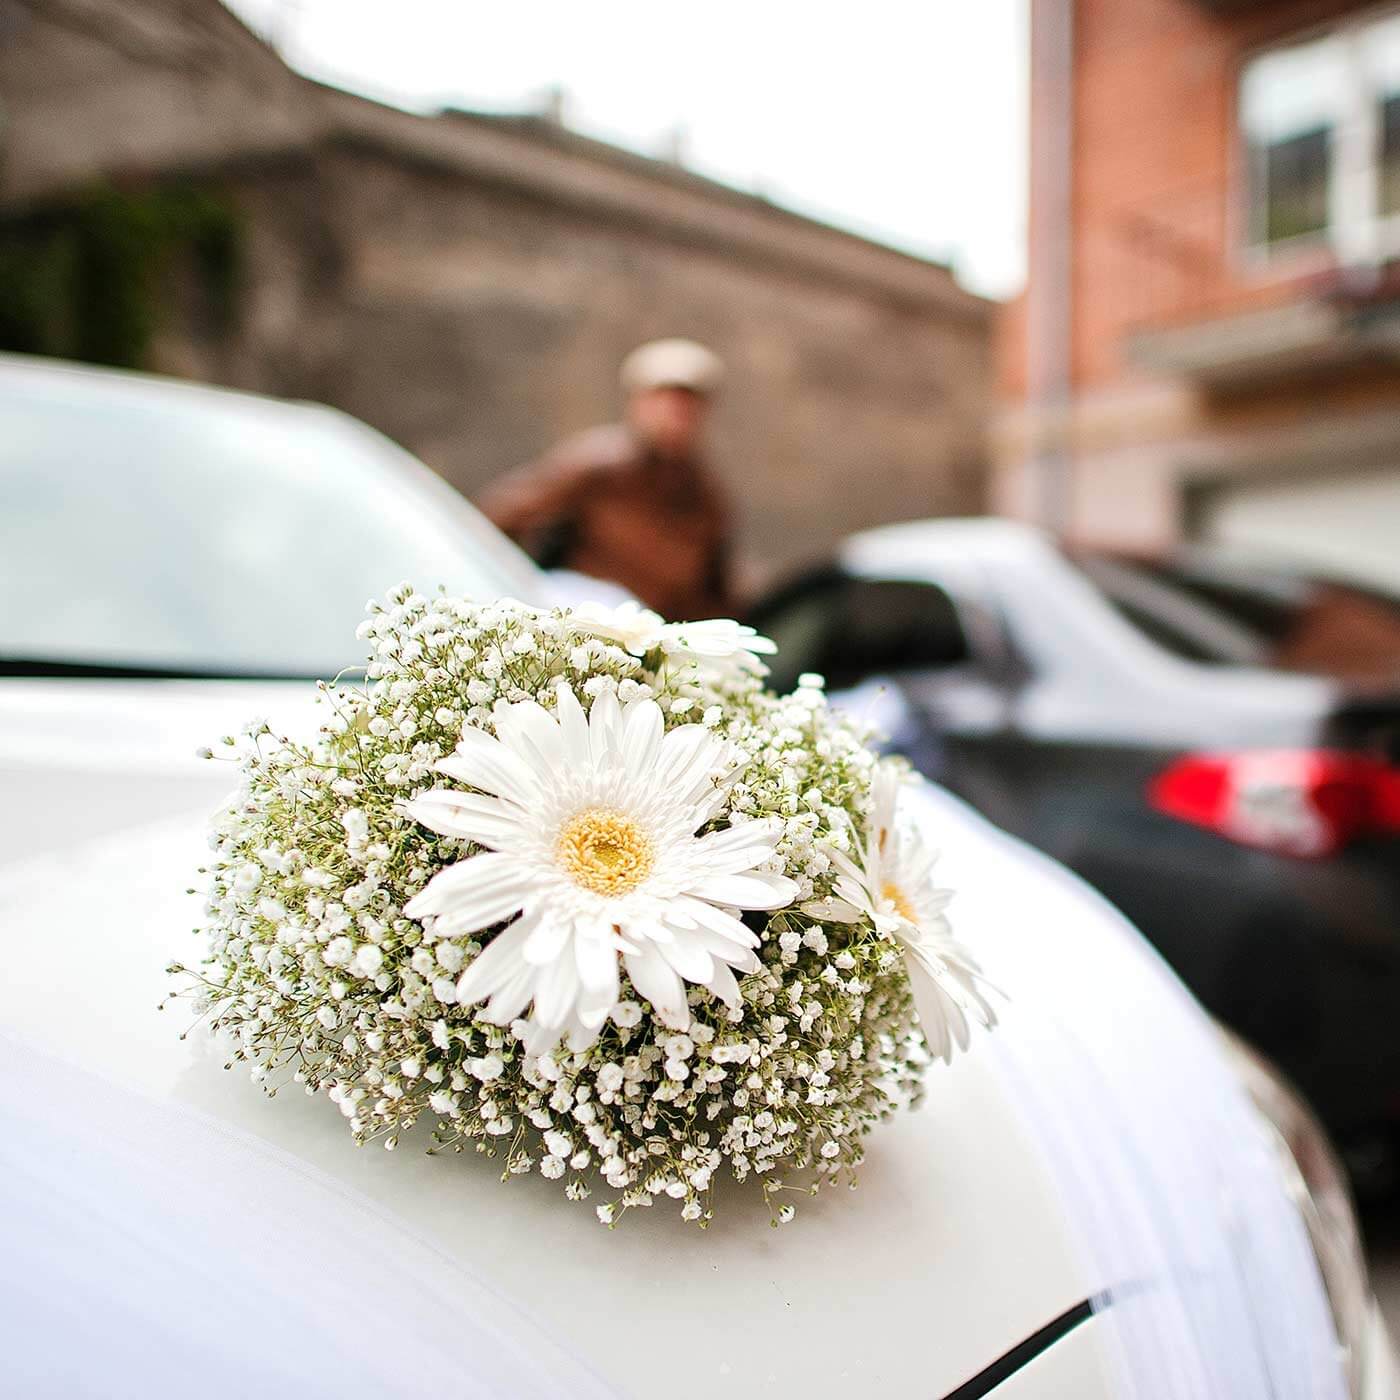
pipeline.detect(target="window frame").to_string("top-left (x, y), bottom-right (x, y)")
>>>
top-left (1239, 5), bottom-right (1400, 271)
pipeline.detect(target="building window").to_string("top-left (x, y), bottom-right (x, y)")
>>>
top-left (1242, 11), bottom-right (1400, 263)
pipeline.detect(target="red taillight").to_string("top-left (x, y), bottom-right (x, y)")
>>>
top-left (1149, 750), bottom-right (1400, 857)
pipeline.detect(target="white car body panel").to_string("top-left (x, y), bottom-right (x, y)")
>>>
top-left (989, 1317), bottom-right (1117, 1399)
top-left (0, 678), bottom-right (1380, 1398)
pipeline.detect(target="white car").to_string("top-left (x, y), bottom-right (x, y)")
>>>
top-left (0, 355), bottom-right (1395, 1399)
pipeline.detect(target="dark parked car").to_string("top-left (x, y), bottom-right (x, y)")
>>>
top-left (750, 519), bottom-right (1400, 1189)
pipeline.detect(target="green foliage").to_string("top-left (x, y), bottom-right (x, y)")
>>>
top-left (0, 182), bottom-right (243, 369)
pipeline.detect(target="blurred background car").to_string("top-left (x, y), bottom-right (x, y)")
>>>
top-left (0, 351), bottom-right (544, 684)
top-left (750, 518), bottom-right (1400, 1191)
top-left (0, 351), bottom-right (556, 855)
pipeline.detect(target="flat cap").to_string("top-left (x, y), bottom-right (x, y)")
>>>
top-left (619, 338), bottom-right (724, 395)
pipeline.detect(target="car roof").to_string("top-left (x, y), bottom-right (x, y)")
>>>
top-left (841, 517), bottom-right (1054, 573)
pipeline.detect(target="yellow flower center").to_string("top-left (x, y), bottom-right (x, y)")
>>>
top-left (882, 882), bottom-right (917, 923)
top-left (556, 808), bottom-right (655, 897)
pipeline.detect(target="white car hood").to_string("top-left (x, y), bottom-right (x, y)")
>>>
top-left (0, 678), bottom-right (315, 861)
top-left (0, 679), bottom-right (1345, 1399)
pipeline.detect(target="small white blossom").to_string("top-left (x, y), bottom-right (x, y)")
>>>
top-left (568, 600), bottom-right (776, 677)
top-left (349, 944), bottom-right (384, 979)
top-left (612, 1001), bottom-right (642, 1029)
top-left (324, 936), bottom-right (353, 967)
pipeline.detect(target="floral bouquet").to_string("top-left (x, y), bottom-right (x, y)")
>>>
top-left (173, 590), bottom-right (995, 1226)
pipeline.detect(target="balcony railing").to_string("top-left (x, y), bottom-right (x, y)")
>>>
top-left (1098, 180), bottom-right (1400, 384)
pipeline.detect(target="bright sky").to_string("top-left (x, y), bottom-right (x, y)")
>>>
top-left (222, 0), bottom-right (1028, 299)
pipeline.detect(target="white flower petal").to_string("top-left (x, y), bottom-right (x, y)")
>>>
top-left (524, 1016), bottom-right (567, 1057)
top-left (703, 958), bottom-right (743, 1009)
top-left (566, 1018), bottom-right (604, 1053)
top-left (492, 699), bottom-right (566, 772)
top-left (692, 870), bottom-right (797, 911)
top-left (691, 842), bottom-right (785, 877)
top-left (454, 918), bottom-right (533, 1006)
top-left (672, 896), bottom-right (760, 950)
top-left (907, 957), bottom-right (964, 1064)
top-left (871, 761), bottom-right (902, 833)
top-left (574, 924), bottom-right (620, 994)
top-left (569, 600), bottom-right (664, 656)
top-left (552, 682), bottom-right (591, 764)
top-left (655, 725), bottom-right (726, 802)
top-left (620, 697), bottom-right (665, 774)
top-left (402, 789), bottom-right (520, 847)
top-left (587, 688), bottom-right (623, 768)
top-left (826, 845), bottom-right (869, 887)
top-left (521, 913), bottom-right (573, 967)
top-left (435, 726), bottom-right (541, 806)
top-left (484, 964), bottom-right (536, 1025)
top-left (657, 935), bottom-right (713, 983)
top-left (679, 922), bottom-right (760, 970)
top-left (908, 940), bottom-right (999, 1030)
top-left (403, 852), bottom-right (526, 929)
top-left (801, 895), bottom-right (864, 924)
top-left (624, 945), bottom-right (689, 1029)
top-left (533, 952), bottom-right (584, 1030)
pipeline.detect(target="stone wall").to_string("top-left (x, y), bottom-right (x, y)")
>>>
top-left (316, 145), bottom-right (989, 577)
top-left (149, 135), bottom-right (991, 578)
top-left (3, 0), bottom-right (993, 584)
top-left (0, 0), bottom-right (310, 202)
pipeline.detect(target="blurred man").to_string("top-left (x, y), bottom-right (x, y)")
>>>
top-left (480, 338), bottom-right (733, 620)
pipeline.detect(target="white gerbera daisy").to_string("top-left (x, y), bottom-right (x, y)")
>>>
top-left (806, 763), bottom-right (996, 1064)
top-left (569, 600), bottom-right (777, 676)
top-left (403, 683), bottom-right (797, 1055)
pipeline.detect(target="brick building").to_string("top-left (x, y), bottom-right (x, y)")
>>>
top-left (0, 0), bottom-right (991, 583)
top-left (997, 0), bottom-right (1400, 591)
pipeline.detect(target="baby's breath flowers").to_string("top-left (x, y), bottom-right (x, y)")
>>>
top-left (567, 599), bottom-right (778, 677)
top-left (172, 590), bottom-right (991, 1227)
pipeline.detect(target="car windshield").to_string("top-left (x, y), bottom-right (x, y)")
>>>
top-left (1078, 550), bottom-right (1400, 684)
top-left (0, 363), bottom-right (542, 678)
